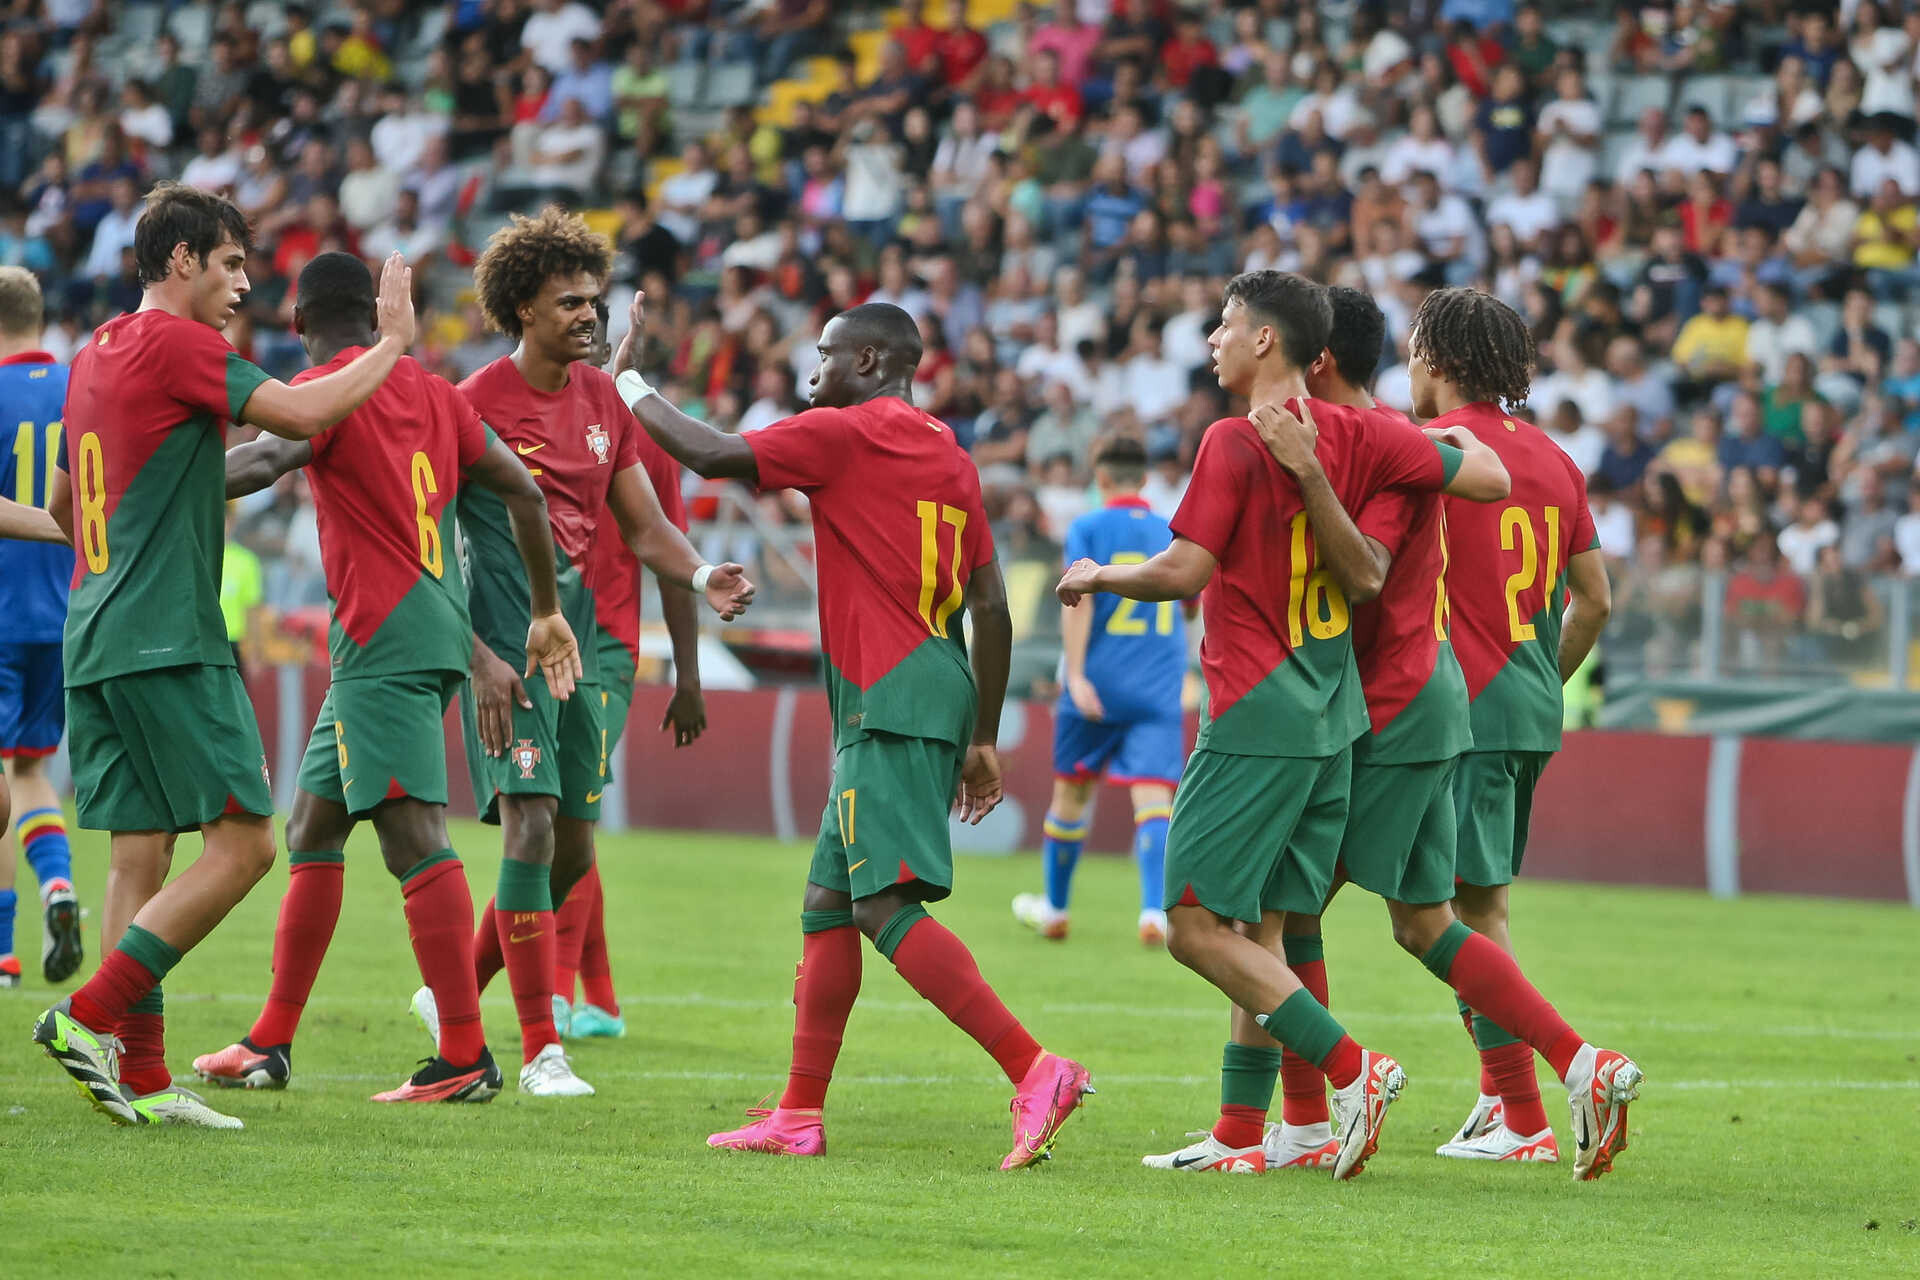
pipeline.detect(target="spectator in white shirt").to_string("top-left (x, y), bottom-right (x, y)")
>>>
top-left (1850, 116), bottom-right (1920, 197)
top-left (1161, 276), bottom-right (1216, 373)
top-left (1542, 400), bottom-right (1606, 477)
top-left (179, 126), bottom-right (241, 194)
top-left (526, 96), bottom-right (605, 199)
top-left (1014, 313), bottom-right (1095, 402)
top-left (1485, 158), bottom-right (1561, 251)
top-left (1613, 107), bottom-right (1671, 185)
top-left (1852, 3), bottom-right (1915, 121)
top-left (1533, 323), bottom-right (1617, 430)
top-left (118, 79), bottom-right (172, 150)
top-left (1105, 101), bottom-right (1167, 186)
top-left (657, 140), bottom-right (718, 245)
top-left (1379, 104), bottom-right (1455, 186)
top-left (522, 0), bottom-right (602, 77)
top-left (337, 136), bottom-right (400, 232)
top-left (405, 134), bottom-right (462, 232)
top-left (361, 189), bottom-right (446, 263)
top-left (1743, 54), bottom-right (1827, 130)
top-left (368, 85), bottom-right (447, 178)
top-left (1122, 314), bottom-right (1189, 426)
top-left (1656, 106), bottom-right (1739, 177)
top-left (1408, 169), bottom-right (1482, 279)
top-left (83, 177), bottom-right (140, 280)
top-left (929, 101), bottom-right (998, 225)
top-left (1778, 498), bottom-right (1842, 576)
top-left (1535, 67), bottom-right (1602, 209)
top-left (1745, 282), bottom-right (1821, 384)
top-left (1052, 266), bottom-right (1106, 353)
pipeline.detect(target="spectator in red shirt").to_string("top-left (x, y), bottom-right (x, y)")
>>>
top-left (891, 0), bottom-right (943, 81)
top-left (1021, 48), bottom-right (1084, 132)
top-left (1724, 535), bottom-right (1807, 673)
top-left (1445, 20), bottom-right (1506, 99)
top-left (1680, 169), bottom-right (1734, 257)
top-left (1029, 0), bottom-right (1102, 88)
top-left (1159, 11), bottom-right (1217, 92)
top-left (937, 6), bottom-right (989, 92)
top-left (973, 53), bottom-right (1023, 131)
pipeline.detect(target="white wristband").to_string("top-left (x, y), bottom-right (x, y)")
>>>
top-left (691, 563), bottom-right (715, 593)
top-left (615, 368), bottom-right (655, 408)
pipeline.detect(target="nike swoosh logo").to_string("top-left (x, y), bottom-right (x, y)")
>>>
top-left (508, 930), bottom-right (544, 943)
top-left (847, 858), bottom-right (867, 872)
top-left (516, 441), bottom-right (546, 455)
top-left (584, 790), bottom-right (602, 803)
top-left (1171, 1153), bottom-right (1209, 1168)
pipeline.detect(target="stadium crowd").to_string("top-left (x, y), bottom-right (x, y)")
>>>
top-left (3, 0), bottom-right (1917, 685)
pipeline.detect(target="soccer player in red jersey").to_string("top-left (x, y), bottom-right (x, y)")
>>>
top-left (423, 209), bottom-right (752, 1098)
top-left (617, 296), bottom-right (1093, 1170)
top-left (190, 252), bottom-right (583, 1104)
top-left (34, 184), bottom-right (419, 1128)
top-left (1057, 272), bottom-right (1502, 1179)
top-left (1414, 287), bottom-right (1641, 1180)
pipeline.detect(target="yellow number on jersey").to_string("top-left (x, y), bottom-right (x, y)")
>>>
top-left (1432, 515), bottom-right (1452, 641)
top-left (915, 499), bottom-right (966, 637)
top-left (411, 451), bottom-right (443, 578)
top-left (837, 787), bottom-right (857, 845)
top-left (1105, 552), bottom-right (1176, 635)
top-left (12, 421), bottom-right (64, 507)
top-left (76, 430), bottom-right (109, 574)
top-left (1285, 513), bottom-right (1350, 647)
top-left (1499, 505), bottom-right (1563, 643)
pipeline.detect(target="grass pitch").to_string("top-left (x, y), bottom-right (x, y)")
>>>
top-left (2, 821), bottom-right (1917, 1277)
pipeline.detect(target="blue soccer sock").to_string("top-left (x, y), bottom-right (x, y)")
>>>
top-left (1040, 811), bottom-right (1089, 913)
top-left (1133, 805), bottom-right (1171, 914)
top-left (0, 888), bottom-right (16, 958)
top-left (18, 808), bottom-right (73, 897)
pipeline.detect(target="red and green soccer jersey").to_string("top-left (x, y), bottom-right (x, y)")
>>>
top-left (296, 349), bottom-right (492, 678)
top-left (588, 428), bottom-right (687, 669)
top-left (1170, 402), bottom-right (1460, 758)
top-left (1438, 402), bottom-right (1598, 753)
top-left (745, 396), bottom-right (993, 749)
top-left (60, 310), bottom-right (273, 686)
top-left (457, 357), bottom-right (641, 684)
top-left (1349, 405), bottom-right (1473, 766)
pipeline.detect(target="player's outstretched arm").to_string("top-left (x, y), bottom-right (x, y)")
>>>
top-left (47, 466), bottom-right (73, 544)
top-left (656, 577), bottom-right (706, 747)
top-left (465, 436), bottom-right (582, 700)
top-left (1250, 401), bottom-right (1391, 604)
top-left (1559, 547), bottom-right (1612, 682)
top-left (1058, 538), bottom-right (1216, 605)
top-left (238, 252), bottom-right (417, 441)
top-left (613, 291), bottom-right (758, 480)
top-left (1424, 424), bottom-right (1511, 502)
top-left (608, 462), bottom-right (756, 618)
top-left (224, 436), bottom-right (314, 499)
top-left (0, 494), bottom-right (66, 544)
top-left (957, 559), bottom-right (1013, 824)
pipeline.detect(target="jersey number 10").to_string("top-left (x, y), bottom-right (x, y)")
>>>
top-left (1500, 505), bottom-right (1562, 642)
top-left (916, 499), bottom-right (966, 637)
top-left (1286, 512), bottom-right (1349, 646)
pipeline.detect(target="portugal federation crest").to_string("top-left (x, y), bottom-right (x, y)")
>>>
top-left (513, 738), bottom-right (543, 779)
top-left (585, 422), bottom-right (610, 463)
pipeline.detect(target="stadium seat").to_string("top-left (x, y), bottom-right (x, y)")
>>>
top-left (1609, 75), bottom-right (1672, 127)
top-left (704, 62), bottom-right (759, 110)
top-left (667, 63), bottom-right (704, 110)
top-left (244, 1), bottom-right (289, 38)
top-left (118, 5), bottom-right (163, 46)
top-left (1673, 75), bottom-right (1738, 122)
top-left (167, 3), bottom-right (213, 52)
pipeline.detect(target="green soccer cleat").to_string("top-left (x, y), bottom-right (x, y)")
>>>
top-left (123, 1083), bottom-right (246, 1129)
top-left (565, 1003), bottom-right (626, 1039)
top-left (32, 997), bottom-right (140, 1125)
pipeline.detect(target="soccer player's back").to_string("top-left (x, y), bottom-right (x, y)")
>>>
top-left (0, 266), bottom-right (80, 991)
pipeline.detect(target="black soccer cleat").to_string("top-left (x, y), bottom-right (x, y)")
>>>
top-left (41, 884), bottom-right (84, 983)
top-left (371, 1047), bottom-right (504, 1103)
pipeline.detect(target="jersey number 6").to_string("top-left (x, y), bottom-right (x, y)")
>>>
top-left (411, 451), bottom-right (443, 579)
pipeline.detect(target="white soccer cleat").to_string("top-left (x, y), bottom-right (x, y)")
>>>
top-left (1137, 909), bottom-right (1168, 948)
top-left (519, 1042), bottom-right (595, 1097)
top-left (1449, 1092), bottom-right (1504, 1146)
top-left (1436, 1123), bottom-right (1559, 1162)
top-left (1141, 1132), bottom-right (1265, 1173)
top-left (1010, 893), bottom-right (1068, 940)
top-left (125, 1084), bottom-right (246, 1129)
top-left (410, 984), bottom-right (440, 1044)
top-left (1563, 1044), bottom-right (1642, 1181)
top-left (1328, 1051), bottom-right (1406, 1180)
top-left (1263, 1121), bottom-right (1340, 1171)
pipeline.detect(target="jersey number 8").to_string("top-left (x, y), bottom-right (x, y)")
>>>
top-left (411, 451), bottom-right (443, 579)
top-left (76, 430), bottom-right (109, 574)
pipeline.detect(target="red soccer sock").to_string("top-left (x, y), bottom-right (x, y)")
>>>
top-left (249, 857), bottom-right (345, 1047)
top-left (402, 857), bottom-right (486, 1067)
top-left (886, 912), bottom-right (1041, 1085)
top-left (578, 868), bottom-right (618, 1014)
top-left (473, 899), bottom-right (505, 994)
top-left (1482, 1041), bottom-right (1550, 1135)
top-left (1318, 1036), bottom-right (1365, 1090)
top-left (69, 950), bottom-right (161, 1033)
top-left (552, 869), bottom-right (591, 1005)
top-left (497, 905), bottom-right (558, 1063)
top-left (119, 1010), bottom-right (170, 1097)
top-left (778, 924), bottom-right (863, 1111)
top-left (1279, 953), bottom-right (1330, 1126)
top-left (1442, 931), bottom-right (1585, 1080)
top-left (1212, 1104), bottom-right (1267, 1149)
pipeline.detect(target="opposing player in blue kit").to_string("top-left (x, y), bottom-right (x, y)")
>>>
top-left (1013, 435), bottom-right (1189, 947)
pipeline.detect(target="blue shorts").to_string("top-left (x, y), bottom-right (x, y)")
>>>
top-left (1052, 708), bottom-right (1182, 788)
top-left (0, 641), bottom-right (65, 758)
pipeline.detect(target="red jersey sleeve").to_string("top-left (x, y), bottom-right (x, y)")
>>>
top-left (640, 437), bottom-right (687, 532)
top-left (744, 408), bottom-right (854, 493)
top-left (1355, 487), bottom-right (1418, 558)
top-left (1169, 420), bottom-right (1251, 559)
top-left (161, 314), bottom-right (274, 425)
top-left (1363, 419), bottom-right (1450, 494)
top-left (449, 384), bottom-right (490, 469)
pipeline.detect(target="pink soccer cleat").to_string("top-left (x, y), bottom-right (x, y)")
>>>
top-left (1328, 1050), bottom-right (1406, 1180)
top-left (1565, 1045), bottom-right (1643, 1181)
top-left (707, 1105), bottom-right (825, 1156)
top-left (1001, 1051), bottom-right (1094, 1170)
top-left (192, 1038), bottom-right (291, 1090)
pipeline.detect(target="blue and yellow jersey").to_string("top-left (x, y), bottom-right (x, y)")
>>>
top-left (0, 352), bottom-right (72, 644)
top-left (1063, 495), bottom-right (1186, 723)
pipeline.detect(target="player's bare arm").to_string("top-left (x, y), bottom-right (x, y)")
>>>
top-left (0, 493), bottom-right (66, 543)
top-left (470, 633), bottom-right (532, 758)
top-left (465, 434), bottom-right (583, 699)
top-left (657, 577), bottom-right (706, 747)
top-left (223, 435), bottom-right (314, 499)
top-left (1558, 548), bottom-right (1612, 682)
top-left (238, 253), bottom-right (417, 441)
top-left (47, 465), bottom-right (72, 543)
top-left (1251, 400), bottom-right (1390, 604)
top-left (957, 558), bottom-right (1012, 825)
top-left (1058, 538), bottom-right (1217, 605)
top-left (1424, 424), bottom-right (1511, 502)
top-left (613, 291), bottom-right (758, 480)
top-left (607, 462), bottom-right (756, 618)
top-left (1059, 584), bottom-right (1105, 721)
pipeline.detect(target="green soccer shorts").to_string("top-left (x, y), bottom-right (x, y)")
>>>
top-left (597, 636), bottom-right (638, 758)
top-left (1338, 757), bottom-right (1459, 907)
top-left (296, 671), bottom-right (464, 816)
top-left (807, 730), bottom-right (964, 903)
top-left (67, 664), bottom-right (273, 833)
top-left (1163, 746), bottom-right (1351, 922)
top-left (461, 675), bottom-right (605, 824)
top-left (1452, 749), bottom-right (1553, 888)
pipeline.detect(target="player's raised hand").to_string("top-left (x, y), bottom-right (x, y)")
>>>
top-left (376, 251), bottom-right (416, 350)
top-left (472, 640), bottom-right (533, 758)
top-left (524, 611), bottom-right (583, 702)
top-left (702, 562), bottom-right (756, 620)
top-left (613, 290), bottom-right (649, 377)
top-left (1066, 673), bottom-right (1106, 722)
top-left (1056, 557), bottom-right (1102, 606)
top-left (660, 686), bottom-right (706, 747)
top-left (1250, 398), bottom-right (1317, 475)
top-left (954, 743), bottom-right (1003, 824)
